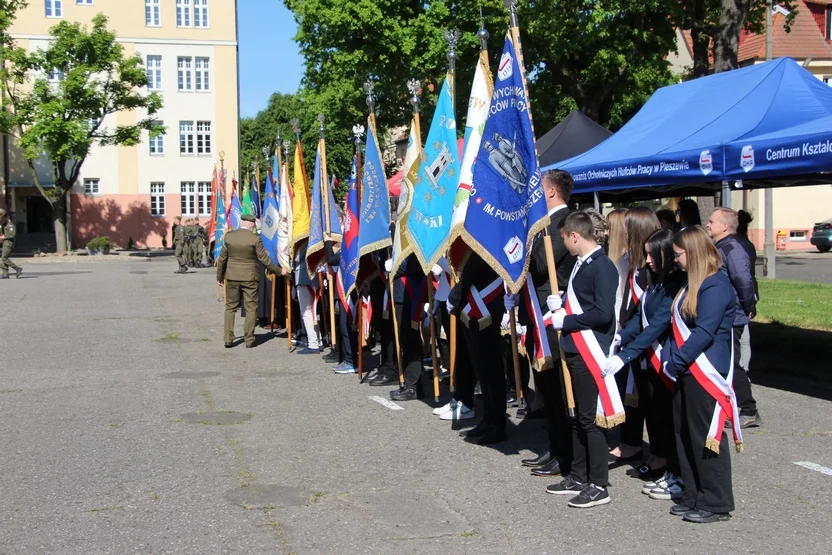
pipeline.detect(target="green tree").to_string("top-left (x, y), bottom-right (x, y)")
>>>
top-left (0, 6), bottom-right (163, 252)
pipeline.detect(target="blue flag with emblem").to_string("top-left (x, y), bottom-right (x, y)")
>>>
top-left (405, 73), bottom-right (460, 272)
top-left (357, 117), bottom-right (392, 287)
top-left (259, 167), bottom-right (280, 264)
top-left (306, 142), bottom-right (343, 278)
top-left (251, 173), bottom-right (262, 219)
top-left (228, 185), bottom-right (242, 231)
top-left (341, 154), bottom-right (360, 297)
top-left (460, 33), bottom-right (549, 293)
top-left (213, 189), bottom-right (227, 259)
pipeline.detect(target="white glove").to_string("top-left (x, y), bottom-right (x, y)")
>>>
top-left (446, 300), bottom-right (455, 314)
top-left (431, 264), bottom-right (443, 277)
top-left (500, 312), bottom-right (511, 331)
top-left (384, 259), bottom-right (392, 273)
top-left (504, 293), bottom-right (518, 310)
top-left (609, 333), bottom-right (622, 355)
top-left (546, 293), bottom-right (563, 312)
top-left (602, 355), bottom-right (625, 378)
top-left (550, 309), bottom-right (565, 330)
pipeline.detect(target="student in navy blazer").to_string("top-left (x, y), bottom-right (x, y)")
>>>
top-left (663, 226), bottom-right (737, 525)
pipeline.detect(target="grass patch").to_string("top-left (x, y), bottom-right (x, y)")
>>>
top-left (308, 491), bottom-right (324, 504)
top-left (757, 280), bottom-right (832, 330)
top-left (460, 529), bottom-right (480, 538)
top-left (156, 332), bottom-right (180, 342)
top-left (0, 389), bottom-right (23, 393)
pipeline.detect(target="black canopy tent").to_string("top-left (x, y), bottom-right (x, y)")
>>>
top-left (536, 110), bottom-right (612, 169)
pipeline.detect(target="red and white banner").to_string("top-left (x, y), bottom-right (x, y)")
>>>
top-left (522, 275), bottom-right (553, 371)
top-left (461, 277), bottom-right (504, 329)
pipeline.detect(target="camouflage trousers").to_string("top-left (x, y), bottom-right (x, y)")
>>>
top-left (0, 242), bottom-right (21, 275)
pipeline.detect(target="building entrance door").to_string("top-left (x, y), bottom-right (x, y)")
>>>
top-left (26, 195), bottom-right (52, 233)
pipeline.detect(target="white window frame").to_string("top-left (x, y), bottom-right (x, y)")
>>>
top-left (196, 121), bottom-right (211, 155)
top-left (194, 0), bottom-right (209, 28)
top-left (45, 0), bottom-right (63, 17)
top-left (177, 56), bottom-right (193, 91)
top-left (180, 182), bottom-right (196, 216)
top-left (150, 182), bottom-right (166, 216)
top-left (176, 0), bottom-right (192, 28)
top-left (48, 68), bottom-right (64, 82)
top-left (146, 55), bottom-right (162, 90)
top-left (146, 0), bottom-right (161, 27)
top-left (149, 121), bottom-right (164, 155)
top-left (195, 57), bottom-right (210, 91)
top-left (789, 230), bottom-right (808, 241)
top-left (197, 182), bottom-right (212, 216)
top-left (179, 121), bottom-right (195, 155)
top-left (83, 178), bottom-right (100, 196)
top-left (76, 0), bottom-right (93, 5)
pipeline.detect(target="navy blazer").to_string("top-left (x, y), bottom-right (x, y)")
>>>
top-left (561, 248), bottom-right (619, 356)
top-left (618, 272), bottom-right (685, 365)
top-left (662, 271), bottom-right (736, 379)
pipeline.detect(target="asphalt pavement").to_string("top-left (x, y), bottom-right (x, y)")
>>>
top-left (1, 261), bottom-right (831, 554)
top-left (757, 250), bottom-right (832, 283)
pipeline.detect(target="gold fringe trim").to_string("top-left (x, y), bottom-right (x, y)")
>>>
top-left (624, 393), bottom-right (640, 407)
top-left (705, 437), bottom-right (721, 454)
top-left (735, 441), bottom-right (744, 454)
top-left (597, 411), bottom-right (626, 429)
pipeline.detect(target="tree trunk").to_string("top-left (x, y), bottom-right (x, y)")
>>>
top-left (713, 0), bottom-right (752, 73)
top-left (690, 0), bottom-right (711, 78)
top-left (52, 191), bottom-right (68, 253)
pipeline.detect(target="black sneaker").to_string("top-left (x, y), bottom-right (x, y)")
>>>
top-left (459, 420), bottom-right (489, 439)
top-left (670, 503), bottom-right (692, 516)
top-left (682, 509), bottom-right (732, 523)
top-left (741, 411), bottom-right (762, 429)
top-left (15, 268), bottom-right (22, 279)
top-left (546, 476), bottom-right (585, 495)
top-left (567, 484), bottom-right (611, 508)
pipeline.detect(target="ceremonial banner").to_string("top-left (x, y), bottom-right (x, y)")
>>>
top-left (208, 164), bottom-right (219, 241)
top-left (260, 167), bottom-right (280, 265)
top-left (305, 143), bottom-right (343, 278)
top-left (458, 34), bottom-right (549, 293)
top-left (277, 156), bottom-right (294, 270)
top-left (357, 118), bottom-right (392, 287)
top-left (241, 177), bottom-right (254, 218)
top-left (250, 173), bottom-right (262, 219)
top-left (340, 155), bottom-right (360, 297)
top-left (390, 118), bottom-right (420, 273)
top-left (213, 186), bottom-right (227, 259)
top-left (228, 183), bottom-right (242, 231)
top-left (449, 48), bottom-right (494, 273)
top-left (291, 140), bottom-right (311, 256)
top-left (405, 73), bottom-right (460, 272)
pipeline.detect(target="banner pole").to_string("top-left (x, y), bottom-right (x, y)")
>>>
top-left (426, 281), bottom-right (441, 402)
top-left (354, 130), bottom-right (364, 379)
top-left (509, 309), bottom-right (523, 404)
top-left (318, 114), bottom-right (337, 347)
top-left (286, 276), bottom-right (293, 350)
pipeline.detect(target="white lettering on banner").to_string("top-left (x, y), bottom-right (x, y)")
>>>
top-left (571, 160), bottom-right (691, 182)
top-left (767, 146), bottom-right (801, 160)
top-left (766, 140), bottom-right (832, 162)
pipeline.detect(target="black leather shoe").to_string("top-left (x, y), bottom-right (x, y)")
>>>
top-left (626, 465), bottom-right (666, 480)
top-left (466, 427), bottom-right (507, 445)
top-left (15, 268), bottom-right (23, 279)
top-left (682, 509), bottom-right (732, 523)
top-left (369, 371), bottom-right (398, 387)
top-left (459, 421), bottom-right (489, 438)
top-left (521, 451), bottom-right (552, 468)
top-left (390, 387), bottom-right (421, 401)
top-left (224, 342), bottom-right (233, 349)
top-left (531, 459), bottom-right (563, 477)
top-left (322, 352), bottom-right (339, 364)
top-left (670, 503), bottom-right (691, 516)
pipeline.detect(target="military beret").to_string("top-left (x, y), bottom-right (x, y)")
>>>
top-left (241, 213), bottom-right (255, 222)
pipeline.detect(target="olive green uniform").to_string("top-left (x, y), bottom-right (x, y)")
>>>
top-left (183, 224), bottom-right (194, 266)
top-left (216, 228), bottom-right (281, 346)
top-left (174, 223), bottom-right (187, 272)
top-left (0, 219), bottom-right (22, 278)
top-left (195, 224), bottom-right (207, 267)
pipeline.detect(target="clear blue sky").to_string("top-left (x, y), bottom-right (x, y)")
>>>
top-left (238, 2), bottom-right (304, 118)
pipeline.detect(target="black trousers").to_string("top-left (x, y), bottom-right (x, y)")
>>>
top-left (567, 353), bottom-right (608, 487)
top-left (337, 298), bottom-right (359, 367)
top-left (674, 373), bottom-right (735, 513)
top-left (732, 326), bottom-right (757, 416)
top-left (438, 304), bottom-right (475, 408)
top-left (371, 279), bottom-right (395, 371)
top-left (619, 362), bottom-right (648, 448)
top-left (644, 367), bottom-right (677, 469)
top-left (398, 302), bottom-right (423, 389)
top-left (462, 314), bottom-right (506, 431)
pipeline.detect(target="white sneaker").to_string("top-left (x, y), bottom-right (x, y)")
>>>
top-left (433, 400), bottom-right (456, 416)
top-left (648, 475), bottom-right (684, 501)
top-left (439, 403), bottom-right (475, 421)
top-left (642, 472), bottom-right (670, 495)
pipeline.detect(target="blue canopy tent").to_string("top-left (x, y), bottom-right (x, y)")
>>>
top-left (545, 57), bottom-right (832, 198)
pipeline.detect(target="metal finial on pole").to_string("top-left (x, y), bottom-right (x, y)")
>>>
top-left (318, 113), bottom-right (326, 139)
top-left (477, 10), bottom-right (490, 51)
top-left (364, 80), bottom-right (376, 114)
top-left (282, 139), bottom-right (290, 161)
top-left (503, 0), bottom-right (520, 27)
top-left (407, 78), bottom-right (421, 115)
top-left (275, 133), bottom-right (281, 151)
top-left (291, 118), bottom-right (301, 141)
top-left (444, 28), bottom-right (460, 73)
top-left (352, 123), bottom-right (365, 152)
top-left (261, 145), bottom-right (270, 166)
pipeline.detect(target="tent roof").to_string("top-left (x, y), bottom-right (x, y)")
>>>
top-left (547, 57), bottom-right (832, 196)
top-left (535, 110), bottom-right (612, 168)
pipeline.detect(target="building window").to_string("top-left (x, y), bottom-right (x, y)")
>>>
top-left (48, 68), bottom-right (64, 82)
top-left (196, 121), bottom-right (211, 154)
top-left (195, 57), bottom-right (210, 91)
top-left (197, 182), bottom-right (212, 216)
top-left (87, 117), bottom-right (100, 132)
top-left (790, 230), bottom-right (808, 241)
top-left (180, 182), bottom-right (196, 216)
top-left (146, 0), bottom-right (161, 27)
top-left (179, 121), bottom-right (194, 154)
top-left (83, 178), bottom-right (100, 196)
top-left (45, 0), bottom-right (62, 17)
top-left (177, 56), bottom-right (193, 91)
top-left (150, 182), bottom-right (165, 216)
top-left (76, 0), bottom-right (93, 5)
top-left (149, 121), bottom-right (164, 154)
top-left (146, 55), bottom-right (162, 90)
top-left (176, 0), bottom-right (191, 28)
top-left (194, 0), bottom-right (209, 28)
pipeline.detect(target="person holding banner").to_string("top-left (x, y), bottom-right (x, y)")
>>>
top-left (545, 212), bottom-right (619, 508)
top-left (386, 253), bottom-right (428, 401)
top-left (294, 240), bottom-right (322, 354)
top-left (664, 226), bottom-right (741, 524)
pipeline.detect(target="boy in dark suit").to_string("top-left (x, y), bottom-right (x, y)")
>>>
top-left (545, 211), bottom-right (620, 509)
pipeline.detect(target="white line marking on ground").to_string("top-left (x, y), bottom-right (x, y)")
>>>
top-left (368, 396), bottom-right (404, 411)
top-left (794, 462), bottom-right (832, 476)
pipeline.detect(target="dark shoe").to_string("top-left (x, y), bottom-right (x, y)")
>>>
top-left (670, 503), bottom-right (692, 517)
top-left (296, 348), bottom-right (321, 355)
top-left (390, 387), bottom-right (421, 402)
top-left (459, 421), bottom-right (489, 439)
top-left (522, 407), bottom-right (546, 419)
top-left (741, 411), bottom-right (762, 429)
top-left (682, 509), bottom-right (731, 523)
top-left (626, 465), bottom-right (666, 480)
top-left (546, 476), bottom-right (585, 495)
top-left (246, 343), bottom-right (255, 349)
top-left (0, 275), bottom-right (8, 279)
top-left (322, 351), bottom-right (339, 364)
top-left (521, 451), bottom-right (552, 468)
top-left (531, 459), bottom-right (563, 477)
top-left (568, 484), bottom-right (611, 508)
top-left (465, 427), bottom-right (506, 445)
top-left (609, 451), bottom-right (642, 464)
top-left (368, 371), bottom-right (398, 387)
top-left (224, 342), bottom-right (233, 349)
top-left (15, 268), bottom-right (22, 279)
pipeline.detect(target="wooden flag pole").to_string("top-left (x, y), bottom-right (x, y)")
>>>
top-left (286, 275), bottom-right (293, 350)
top-left (449, 276), bottom-right (457, 393)
top-left (389, 268), bottom-right (405, 387)
top-left (507, 0), bottom-right (574, 415)
top-left (353, 128), bottom-right (364, 379)
top-left (426, 281), bottom-right (441, 402)
top-left (509, 309), bottom-right (523, 403)
top-left (318, 114), bottom-right (337, 347)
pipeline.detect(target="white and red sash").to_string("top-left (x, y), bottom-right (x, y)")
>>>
top-left (360, 294), bottom-right (372, 345)
top-left (334, 268), bottom-right (354, 324)
top-left (671, 288), bottom-right (743, 453)
top-left (522, 275), bottom-right (553, 371)
top-left (628, 268), bottom-right (644, 309)
top-left (641, 289), bottom-right (675, 391)
top-left (461, 277), bottom-right (504, 329)
top-left (563, 273), bottom-right (626, 428)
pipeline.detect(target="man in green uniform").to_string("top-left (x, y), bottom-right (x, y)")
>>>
top-left (196, 220), bottom-right (208, 267)
top-left (181, 218), bottom-right (193, 267)
top-left (0, 209), bottom-right (23, 279)
top-left (216, 213), bottom-right (281, 348)
top-left (173, 216), bottom-right (187, 273)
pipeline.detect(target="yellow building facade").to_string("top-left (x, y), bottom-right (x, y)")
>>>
top-left (0, 0), bottom-right (240, 249)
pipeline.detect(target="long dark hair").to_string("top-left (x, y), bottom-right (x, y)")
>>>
top-left (644, 228), bottom-right (675, 285)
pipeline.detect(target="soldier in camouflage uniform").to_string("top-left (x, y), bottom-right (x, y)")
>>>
top-left (196, 220), bottom-right (209, 267)
top-left (173, 216), bottom-right (187, 274)
top-left (0, 209), bottom-right (23, 279)
top-left (181, 218), bottom-right (192, 267)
